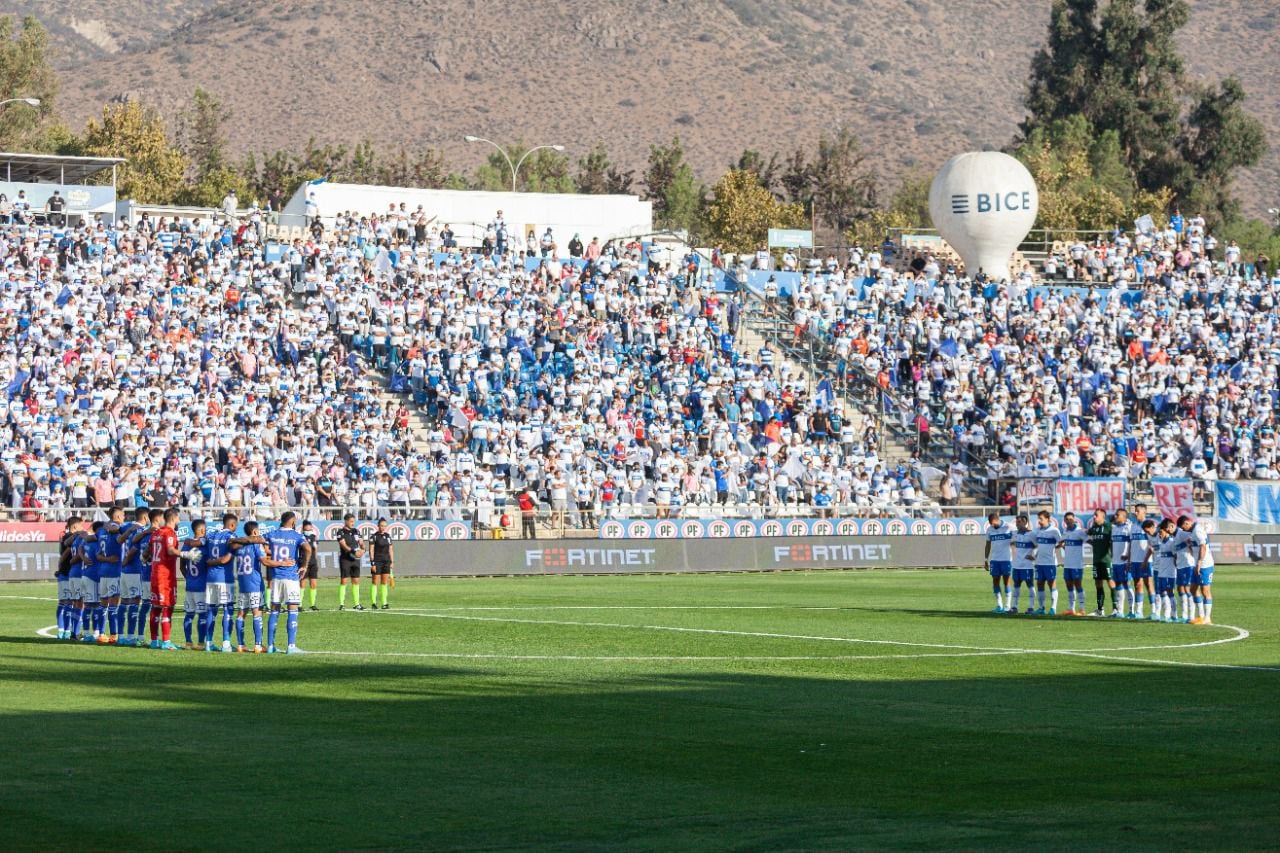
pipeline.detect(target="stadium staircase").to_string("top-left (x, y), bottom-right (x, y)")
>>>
top-left (735, 293), bottom-right (989, 508)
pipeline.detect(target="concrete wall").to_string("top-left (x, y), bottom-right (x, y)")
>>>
top-left (284, 183), bottom-right (653, 248)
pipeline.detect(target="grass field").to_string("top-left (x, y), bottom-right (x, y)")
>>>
top-left (3, 567), bottom-right (1279, 851)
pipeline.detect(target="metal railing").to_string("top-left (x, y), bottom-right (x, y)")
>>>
top-left (0, 501), bottom-right (1015, 537)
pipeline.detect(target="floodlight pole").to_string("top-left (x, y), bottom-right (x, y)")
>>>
top-left (464, 135), bottom-right (565, 192)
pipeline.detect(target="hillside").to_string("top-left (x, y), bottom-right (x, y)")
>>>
top-left (11, 0), bottom-right (1278, 217)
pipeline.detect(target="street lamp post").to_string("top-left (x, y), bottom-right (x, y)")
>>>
top-left (463, 135), bottom-right (565, 192)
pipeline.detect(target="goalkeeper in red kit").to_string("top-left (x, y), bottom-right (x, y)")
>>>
top-left (149, 508), bottom-right (184, 650)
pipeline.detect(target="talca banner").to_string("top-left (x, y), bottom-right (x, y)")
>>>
top-left (1054, 478), bottom-right (1126, 515)
top-left (1215, 481), bottom-right (1280, 525)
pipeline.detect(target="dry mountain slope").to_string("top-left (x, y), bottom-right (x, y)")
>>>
top-left (14, 0), bottom-right (1278, 216)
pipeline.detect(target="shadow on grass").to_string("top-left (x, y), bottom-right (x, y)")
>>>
top-left (2, 643), bottom-right (1278, 852)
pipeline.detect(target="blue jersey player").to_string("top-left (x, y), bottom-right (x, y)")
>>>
top-left (117, 508), bottom-right (152, 645)
top-left (181, 520), bottom-right (209, 649)
top-left (983, 512), bottom-right (1013, 612)
top-left (96, 507), bottom-right (125, 643)
top-left (202, 514), bottom-right (238, 653)
top-left (1010, 515), bottom-right (1036, 615)
top-left (80, 522), bottom-right (103, 642)
top-left (262, 512), bottom-right (313, 654)
top-left (230, 520), bottom-right (289, 653)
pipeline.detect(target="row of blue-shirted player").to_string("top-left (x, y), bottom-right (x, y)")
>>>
top-left (51, 508), bottom-right (315, 653)
top-left (983, 507), bottom-right (1215, 622)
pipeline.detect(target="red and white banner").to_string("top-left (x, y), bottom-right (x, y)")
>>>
top-left (1054, 478), bottom-right (1126, 516)
top-left (1152, 478), bottom-right (1196, 521)
top-left (1017, 478), bottom-right (1055, 504)
top-left (0, 523), bottom-right (66, 543)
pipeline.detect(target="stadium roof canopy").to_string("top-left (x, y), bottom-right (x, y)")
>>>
top-left (0, 151), bottom-right (126, 185)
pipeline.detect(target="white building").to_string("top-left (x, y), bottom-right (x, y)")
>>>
top-left (283, 182), bottom-right (652, 248)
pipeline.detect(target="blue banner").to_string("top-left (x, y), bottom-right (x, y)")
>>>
top-left (1216, 481), bottom-right (1280, 525)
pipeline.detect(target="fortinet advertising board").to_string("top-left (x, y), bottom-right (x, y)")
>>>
top-left (0, 534), bottom-right (1268, 582)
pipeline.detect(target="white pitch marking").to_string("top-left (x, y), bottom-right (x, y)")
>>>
top-left (36, 624), bottom-right (59, 638)
top-left (1047, 624), bottom-right (1250, 653)
top-left (368, 610), bottom-right (1031, 652)
top-left (308, 649), bottom-right (1028, 663)
top-left (386, 605), bottom-right (844, 612)
top-left (1046, 650), bottom-right (1280, 673)
top-left (0, 595), bottom-right (58, 602)
top-left (371, 609), bottom-right (1254, 656)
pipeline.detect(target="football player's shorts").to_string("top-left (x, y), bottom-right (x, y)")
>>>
top-left (339, 558), bottom-right (361, 579)
top-left (1092, 562), bottom-right (1111, 582)
top-left (988, 560), bottom-right (1011, 578)
top-left (236, 590), bottom-right (264, 611)
top-left (80, 577), bottom-right (99, 603)
top-left (371, 560), bottom-right (392, 576)
top-left (1012, 568), bottom-right (1034, 584)
top-left (1155, 576), bottom-right (1175, 594)
top-left (1129, 561), bottom-right (1151, 579)
top-left (120, 573), bottom-right (144, 600)
top-left (150, 571), bottom-right (176, 607)
top-left (1111, 562), bottom-right (1131, 584)
top-left (1176, 567), bottom-right (1194, 587)
top-left (1197, 567), bottom-right (1214, 586)
top-left (184, 590), bottom-right (207, 614)
top-left (1034, 564), bottom-right (1058, 582)
top-left (97, 576), bottom-right (121, 600)
top-left (56, 577), bottom-right (71, 600)
top-left (271, 579), bottom-right (302, 606)
top-left (205, 582), bottom-right (233, 607)
top-left (303, 562), bottom-right (319, 581)
top-left (1063, 568), bottom-right (1084, 583)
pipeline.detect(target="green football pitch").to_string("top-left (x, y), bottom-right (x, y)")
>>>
top-left (3, 567), bottom-right (1278, 851)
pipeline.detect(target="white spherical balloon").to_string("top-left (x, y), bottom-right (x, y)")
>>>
top-left (928, 152), bottom-right (1038, 283)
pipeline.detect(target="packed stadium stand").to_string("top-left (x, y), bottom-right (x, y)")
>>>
top-left (0, 195), bottom-right (1271, 532)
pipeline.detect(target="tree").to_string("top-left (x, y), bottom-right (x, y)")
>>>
top-left (523, 147), bottom-right (573, 193)
top-left (1019, 0), bottom-right (1265, 223)
top-left (643, 135), bottom-right (686, 219)
top-left (780, 148), bottom-right (811, 206)
top-left (1013, 114), bottom-right (1173, 233)
top-left (470, 140), bottom-right (571, 192)
top-left (1022, 0), bottom-right (1187, 187)
top-left (810, 127), bottom-right (878, 236)
top-left (81, 99), bottom-right (188, 204)
top-left (662, 163), bottom-right (705, 237)
top-left (176, 87), bottom-right (248, 207)
top-left (604, 164), bottom-right (634, 195)
top-left (378, 147), bottom-right (448, 189)
top-left (577, 143), bottom-right (635, 195)
top-left (1177, 77), bottom-right (1267, 224)
top-left (576, 142), bottom-right (612, 194)
top-left (706, 169), bottom-right (806, 253)
top-left (733, 148), bottom-right (780, 194)
top-left (0, 16), bottom-right (62, 152)
top-left (178, 88), bottom-right (229, 180)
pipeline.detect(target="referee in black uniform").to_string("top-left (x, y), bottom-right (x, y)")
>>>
top-left (336, 514), bottom-right (364, 611)
top-left (369, 519), bottom-right (395, 610)
top-left (301, 520), bottom-right (321, 611)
